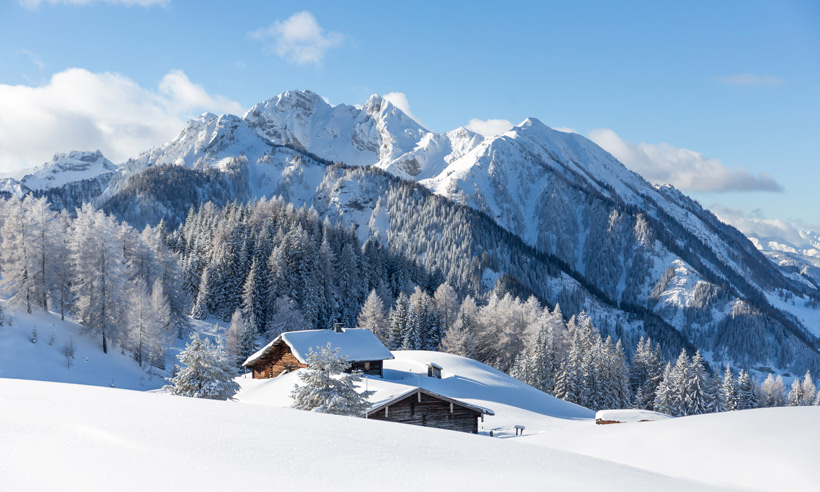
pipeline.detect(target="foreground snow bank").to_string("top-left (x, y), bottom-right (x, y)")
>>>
top-left (537, 407), bottom-right (820, 491)
top-left (0, 379), bottom-right (722, 492)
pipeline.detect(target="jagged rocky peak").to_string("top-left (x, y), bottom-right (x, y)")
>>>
top-left (20, 150), bottom-right (117, 191)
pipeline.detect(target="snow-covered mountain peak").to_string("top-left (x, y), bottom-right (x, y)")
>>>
top-left (20, 150), bottom-right (117, 191)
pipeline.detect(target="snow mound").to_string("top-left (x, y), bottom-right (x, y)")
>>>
top-left (537, 407), bottom-right (820, 491)
top-left (595, 409), bottom-right (671, 423)
top-left (0, 378), bottom-right (725, 492)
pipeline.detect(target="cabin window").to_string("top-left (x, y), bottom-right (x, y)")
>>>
top-left (422, 415), bottom-right (428, 426)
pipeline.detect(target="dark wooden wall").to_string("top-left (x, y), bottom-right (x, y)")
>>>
top-left (368, 392), bottom-right (480, 433)
top-left (250, 342), bottom-right (307, 378)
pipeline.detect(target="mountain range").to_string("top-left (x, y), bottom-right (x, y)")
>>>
top-left (5, 89), bottom-right (820, 375)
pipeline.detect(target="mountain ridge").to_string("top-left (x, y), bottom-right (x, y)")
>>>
top-left (5, 89), bottom-right (820, 374)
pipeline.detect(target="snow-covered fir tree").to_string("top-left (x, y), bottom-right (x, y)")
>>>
top-left (291, 343), bottom-right (374, 416)
top-left (357, 290), bottom-right (388, 343)
top-left (165, 333), bottom-right (240, 400)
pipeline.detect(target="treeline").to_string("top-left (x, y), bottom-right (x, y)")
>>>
top-left (0, 196), bottom-right (188, 368)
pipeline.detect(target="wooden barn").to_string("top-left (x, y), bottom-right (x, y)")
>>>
top-left (242, 327), bottom-right (394, 379)
top-left (366, 387), bottom-right (494, 434)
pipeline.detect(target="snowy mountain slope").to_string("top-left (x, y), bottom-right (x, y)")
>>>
top-left (0, 301), bottom-right (164, 390)
top-left (1, 378), bottom-right (731, 492)
top-left (16, 88), bottom-right (820, 373)
top-left (749, 231), bottom-right (820, 290)
top-left (19, 150), bottom-right (117, 191)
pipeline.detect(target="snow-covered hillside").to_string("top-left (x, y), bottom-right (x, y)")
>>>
top-left (236, 350), bottom-right (594, 435)
top-left (1, 378), bottom-right (733, 492)
top-left (0, 302), bottom-right (164, 390)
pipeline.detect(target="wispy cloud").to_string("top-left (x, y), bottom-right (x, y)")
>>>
top-left (16, 48), bottom-right (44, 71)
top-left (717, 73), bottom-right (784, 87)
top-left (588, 128), bottom-right (782, 193)
top-left (466, 118), bottom-right (513, 137)
top-left (0, 68), bottom-right (242, 172)
top-left (710, 204), bottom-right (817, 248)
top-left (19, 0), bottom-right (168, 8)
top-left (249, 11), bottom-right (343, 66)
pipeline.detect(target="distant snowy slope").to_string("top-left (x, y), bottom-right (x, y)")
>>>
top-left (0, 302), bottom-right (164, 390)
top-left (20, 150), bottom-right (117, 191)
top-left (539, 407), bottom-right (820, 491)
top-left (0, 379), bottom-right (727, 492)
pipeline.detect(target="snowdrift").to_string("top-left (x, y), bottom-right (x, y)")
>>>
top-left (0, 378), bottom-right (722, 492)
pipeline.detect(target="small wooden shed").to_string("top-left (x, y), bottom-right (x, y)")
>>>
top-left (366, 387), bottom-right (494, 434)
top-left (242, 327), bottom-right (394, 379)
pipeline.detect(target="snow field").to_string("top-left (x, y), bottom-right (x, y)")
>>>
top-left (0, 378), bottom-right (727, 492)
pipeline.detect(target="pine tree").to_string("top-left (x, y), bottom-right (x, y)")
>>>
top-left (760, 374), bottom-right (777, 407)
top-left (266, 296), bottom-right (309, 339)
top-left (653, 363), bottom-right (674, 415)
top-left (357, 290), bottom-right (388, 343)
top-left (387, 292), bottom-right (409, 351)
top-left (241, 257), bottom-right (266, 335)
top-left (225, 309), bottom-right (243, 369)
top-left (800, 370), bottom-right (816, 406)
top-left (439, 307), bottom-right (477, 359)
top-left (772, 375), bottom-right (786, 407)
top-left (165, 333), bottom-right (240, 400)
top-left (722, 365), bottom-right (738, 411)
top-left (736, 370), bottom-right (757, 410)
top-left (685, 351), bottom-right (710, 415)
top-left (787, 378), bottom-right (803, 406)
top-left (70, 205), bottom-right (125, 354)
top-left (291, 343), bottom-right (374, 416)
top-left (433, 282), bottom-right (459, 333)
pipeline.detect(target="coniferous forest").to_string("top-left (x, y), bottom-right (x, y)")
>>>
top-left (2, 194), bottom-right (818, 414)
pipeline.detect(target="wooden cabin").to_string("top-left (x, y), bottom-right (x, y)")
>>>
top-left (366, 387), bottom-right (494, 434)
top-left (242, 327), bottom-right (394, 379)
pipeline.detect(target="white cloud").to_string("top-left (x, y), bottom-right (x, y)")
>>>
top-left (381, 92), bottom-right (425, 126)
top-left (710, 204), bottom-right (816, 248)
top-left (249, 11), bottom-right (343, 66)
top-left (588, 128), bottom-right (782, 193)
top-left (552, 126), bottom-right (577, 134)
top-left (19, 0), bottom-right (168, 8)
top-left (466, 118), bottom-right (513, 137)
top-left (717, 73), bottom-right (784, 87)
top-left (0, 68), bottom-right (243, 173)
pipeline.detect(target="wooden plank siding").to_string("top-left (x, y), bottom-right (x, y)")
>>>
top-left (248, 340), bottom-right (384, 379)
top-left (367, 391), bottom-right (481, 433)
top-left (250, 341), bottom-right (307, 378)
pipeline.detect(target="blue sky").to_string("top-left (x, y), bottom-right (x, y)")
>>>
top-left (1, 0), bottom-right (818, 235)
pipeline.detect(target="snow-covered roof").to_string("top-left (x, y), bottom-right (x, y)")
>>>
top-left (367, 386), bottom-right (495, 417)
top-left (243, 328), bottom-right (394, 367)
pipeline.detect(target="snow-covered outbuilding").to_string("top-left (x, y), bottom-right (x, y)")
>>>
top-left (366, 387), bottom-right (494, 434)
top-left (242, 327), bottom-right (394, 379)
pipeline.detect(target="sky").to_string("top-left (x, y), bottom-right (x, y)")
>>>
top-left (1, 0), bottom-right (818, 238)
